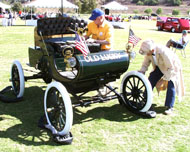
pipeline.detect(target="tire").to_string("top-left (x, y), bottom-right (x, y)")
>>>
top-left (158, 26), bottom-right (162, 31)
top-left (120, 71), bottom-right (152, 112)
top-left (171, 28), bottom-right (175, 33)
top-left (44, 81), bottom-right (73, 136)
top-left (11, 60), bottom-right (25, 98)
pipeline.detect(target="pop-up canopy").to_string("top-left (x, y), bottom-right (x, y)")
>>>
top-left (101, 1), bottom-right (128, 11)
top-left (25, 0), bottom-right (78, 9)
top-left (0, 2), bottom-right (11, 9)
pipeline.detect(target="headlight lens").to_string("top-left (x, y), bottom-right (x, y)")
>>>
top-left (67, 57), bottom-right (77, 68)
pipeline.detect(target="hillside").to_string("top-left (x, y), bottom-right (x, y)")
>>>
top-left (98, 1), bottom-right (190, 16)
top-left (126, 3), bottom-right (190, 15)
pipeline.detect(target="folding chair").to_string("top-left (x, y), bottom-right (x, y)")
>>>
top-left (172, 40), bottom-right (189, 58)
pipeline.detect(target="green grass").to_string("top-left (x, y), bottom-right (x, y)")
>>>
top-left (0, 18), bottom-right (190, 152)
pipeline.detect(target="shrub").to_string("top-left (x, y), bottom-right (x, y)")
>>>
top-left (144, 8), bottom-right (152, 14)
top-left (133, 10), bottom-right (139, 14)
top-left (156, 8), bottom-right (163, 15)
top-left (187, 10), bottom-right (190, 15)
top-left (172, 9), bottom-right (180, 15)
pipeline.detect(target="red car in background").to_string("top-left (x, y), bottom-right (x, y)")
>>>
top-left (156, 17), bottom-right (190, 33)
top-left (0, 14), bottom-right (4, 18)
top-left (105, 15), bottom-right (113, 21)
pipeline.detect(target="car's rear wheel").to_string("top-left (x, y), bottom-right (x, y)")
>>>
top-left (120, 71), bottom-right (152, 113)
top-left (171, 27), bottom-right (175, 33)
top-left (158, 26), bottom-right (162, 31)
top-left (44, 81), bottom-right (73, 136)
top-left (11, 60), bottom-right (25, 98)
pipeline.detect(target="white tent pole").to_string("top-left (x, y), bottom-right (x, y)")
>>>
top-left (61, 0), bottom-right (63, 16)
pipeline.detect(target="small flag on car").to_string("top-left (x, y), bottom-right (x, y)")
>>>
top-left (128, 28), bottom-right (141, 47)
top-left (75, 33), bottom-right (90, 57)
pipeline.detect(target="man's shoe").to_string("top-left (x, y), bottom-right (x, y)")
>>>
top-left (164, 107), bottom-right (174, 115)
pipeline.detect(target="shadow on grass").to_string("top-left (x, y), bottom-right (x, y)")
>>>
top-left (73, 103), bottom-right (142, 125)
top-left (0, 86), bottom-right (60, 146)
top-left (0, 85), bottom-right (146, 146)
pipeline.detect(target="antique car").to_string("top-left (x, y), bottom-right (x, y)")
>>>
top-left (156, 17), bottom-right (190, 32)
top-left (10, 16), bottom-right (153, 140)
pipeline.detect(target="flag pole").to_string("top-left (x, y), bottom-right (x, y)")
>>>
top-left (128, 25), bottom-right (131, 44)
top-left (61, 0), bottom-right (63, 16)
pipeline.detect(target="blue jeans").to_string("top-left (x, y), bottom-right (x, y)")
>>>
top-left (148, 66), bottom-right (175, 108)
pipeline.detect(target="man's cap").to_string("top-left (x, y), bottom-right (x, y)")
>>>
top-left (89, 8), bottom-right (104, 20)
top-left (182, 30), bottom-right (187, 34)
top-left (139, 39), bottom-right (155, 55)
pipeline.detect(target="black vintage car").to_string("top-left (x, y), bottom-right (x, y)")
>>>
top-left (10, 16), bottom-right (153, 138)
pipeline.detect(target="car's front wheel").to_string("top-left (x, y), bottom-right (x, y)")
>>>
top-left (44, 81), bottom-right (73, 136)
top-left (120, 71), bottom-right (152, 113)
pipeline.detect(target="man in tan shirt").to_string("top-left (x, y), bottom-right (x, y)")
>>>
top-left (139, 39), bottom-right (185, 115)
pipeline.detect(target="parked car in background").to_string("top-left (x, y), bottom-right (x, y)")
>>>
top-left (105, 15), bottom-right (113, 21)
top-left (156, 17), bottom-right (190, 33)
top-left (20, 14), bottom-right (39, 20)
top-left (0, 13), bottom-right (4, 18)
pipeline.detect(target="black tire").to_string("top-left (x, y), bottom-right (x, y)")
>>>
top-left (120, 71), bottom-right (152, 112)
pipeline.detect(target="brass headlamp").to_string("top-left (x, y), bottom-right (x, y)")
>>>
top-left (62, 45), bottom-right (76, 69)
top-left (126, 43), bottom-right (136, 62)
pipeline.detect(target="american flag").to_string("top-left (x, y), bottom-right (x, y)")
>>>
top-left (75, 33), bottom-right (90, 57)
top-left (128, 29), bottom-right (141, 46)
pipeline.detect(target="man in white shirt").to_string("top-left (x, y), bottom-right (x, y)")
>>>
top-left (166, 30), bottom-right (189, 48)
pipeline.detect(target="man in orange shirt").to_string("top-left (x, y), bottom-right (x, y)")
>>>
top-left (85, 8), bottom-right (114, 51)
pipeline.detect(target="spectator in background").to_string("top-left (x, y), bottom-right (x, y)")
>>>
top-left (8, 11), bottom-right (13, 26)
top-left (166, 30), bottom-right (189, 48)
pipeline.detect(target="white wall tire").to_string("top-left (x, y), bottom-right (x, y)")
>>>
top-left (171, 27), bottom-right (175, 33)
top-left (11, 60), bottom-right (25, 98)
top-left (44, 81), bottom-right (73, 136)
top-left (158, 26), bottom-right (161, 31)
top-left (120, 71), bottom-right (152, 112)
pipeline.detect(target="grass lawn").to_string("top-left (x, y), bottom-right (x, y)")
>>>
top-left (0, 18), bottom-right (190, 152)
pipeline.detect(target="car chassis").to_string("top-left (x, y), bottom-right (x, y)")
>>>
top-left (10, 17), bottom-right (153, 139)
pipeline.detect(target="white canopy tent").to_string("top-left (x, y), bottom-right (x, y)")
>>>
top-left (24, 0), bottom-right (78, 26)
top-left (0, 2), bottom-right (11, 9)
top-left (25, 0), bottom-right (78, 9)
top-left (101, 1), bottom-right (128, 11)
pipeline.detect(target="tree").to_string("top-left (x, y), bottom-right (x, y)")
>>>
top-left (132, 0), bottom-right (139, 3)
top-left (172, 9), bottom-right (180, 15)
top-left (144, 0), bottom-right (158, 5)
top-left (144, 8), bottom-right (152, 15)
top-left (81, 0), bottom-right (96, 14)
top-left (11, 2), bottom-right (22, 13)
top-left (74, 0), bottom-right (81, 13)
top-left (137, 1), bottom-right (144, 5)
top-left (156, 8), bottom-right (163, 15)
top-left (167, 0), bottom-right (181, 6)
